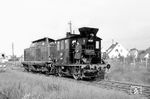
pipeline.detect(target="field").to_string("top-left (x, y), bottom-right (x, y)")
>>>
top-left (0, 64), bottom-right (146, 99)
top-left (107, 59), bottom-right (150, 85)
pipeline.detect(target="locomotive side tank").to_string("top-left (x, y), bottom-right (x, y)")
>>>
top-left (22, 27), bottom-right (110, 80)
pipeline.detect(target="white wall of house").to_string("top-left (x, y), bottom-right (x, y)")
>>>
top-left (108, 43), bottom-right (129, 58)
top-left (144, 53), bottom-right (149, 59)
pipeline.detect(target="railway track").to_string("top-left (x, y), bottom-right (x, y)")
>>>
top-left (57, 75), bottom-right (150, 98)
top-left (51, 75), bottom-right (150, 98)
top-left (11, 68), bottom-right (150, 98)
top-left (8, 62), bottom-right (150, 98)
top-left (92, 80), bottom-right (150, 98)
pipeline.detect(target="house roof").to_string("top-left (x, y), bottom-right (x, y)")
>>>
top-left (146, 47), bottom-right (150, 54)
top-left (130, 48), bottom-right (138, 51)
top-left (139, 53), bottom-right (149, 59)
top-left (138, 48), bottom-right (150, 59)
top-left (106, 42), bottom-right (118, 54)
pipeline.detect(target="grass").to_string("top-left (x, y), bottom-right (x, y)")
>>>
top-left (107, 59), bottom-right (150, 85)
top-left (0, 69), bottom-right (146, 99)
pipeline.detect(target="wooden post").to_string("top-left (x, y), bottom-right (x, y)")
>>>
top-left (46, 38), bottom-right (49, 61)
top-left (145, 53), bottom-right (149, 69)
top-left (146, 58), bottom-right (148, 68)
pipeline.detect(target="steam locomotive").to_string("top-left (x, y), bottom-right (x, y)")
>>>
top-left (22, 27), bottom-right (110, 80)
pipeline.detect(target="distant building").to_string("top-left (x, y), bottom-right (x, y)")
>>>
top-left (0, 53), bottom-right (8, 63)
top-left (106, 42), bottom-right (129, 58)
top-left (129, 48), bottom-right (138, 58)
top-left (138, 50), bottom-right (150, 60)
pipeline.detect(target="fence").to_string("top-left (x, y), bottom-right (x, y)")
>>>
top-left (107, 57), bottom-right (150, 70)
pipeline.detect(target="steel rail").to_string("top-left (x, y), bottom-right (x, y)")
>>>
top-left (14, 69), bottom-right (150, 98)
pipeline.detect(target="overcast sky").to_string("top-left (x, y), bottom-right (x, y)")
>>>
top-left (0, 0), bottom-right (150, 56)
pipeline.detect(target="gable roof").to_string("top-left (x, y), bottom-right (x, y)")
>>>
top-left (130, 48), bottom-right (138, 51)
top-left (138, 48), bottom-right (150, 59)
top-left (139, 53), bottom-right (149, 59)
top-left (146, 47), bottom-right (150, 54)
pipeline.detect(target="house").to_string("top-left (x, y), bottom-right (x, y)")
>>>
top-left (106, 42), bottom-right (129, 58)
top-left (138, 49), bottom-right (150, 61)
top-left (0, 53), bottom-right (8, 63)
top-left (129, 48), bottom-right (138, 58)
top-left (138, 53), bottom-right (149, 62)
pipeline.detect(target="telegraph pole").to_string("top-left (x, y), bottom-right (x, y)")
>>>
top-left (12, 42), bottom-right (14, 61)
top-left (112, 39), bottom-right (114, 44)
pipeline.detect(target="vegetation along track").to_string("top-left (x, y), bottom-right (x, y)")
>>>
top-left (49, 74), bottom-right (150, 98)
top-left (91, 80), bottom-right (150, 98)
top-left (16, 68), bottom-right (150, 98)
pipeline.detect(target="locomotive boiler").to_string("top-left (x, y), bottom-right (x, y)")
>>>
top-left (22, 27), bottom-right (110, 80)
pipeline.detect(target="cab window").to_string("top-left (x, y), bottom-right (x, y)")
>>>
top-left (61, 40), bottom-right (65, 50)
top-left (96, 41), bottom-right (99, 49)
top-left (65, 39), bottom-right (69, 49)
top-left (57, 41), bottom-right (60, 51)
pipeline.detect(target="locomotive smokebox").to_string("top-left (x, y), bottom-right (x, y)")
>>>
top-left (79, 27), bottom-right (99, 37)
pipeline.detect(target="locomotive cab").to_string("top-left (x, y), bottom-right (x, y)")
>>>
top-left (54, 27), bottom-right (108, 79)
top-left (55, 27), bottom-right (102, 65)
top-left (79, 27), bottom-right (102, 64)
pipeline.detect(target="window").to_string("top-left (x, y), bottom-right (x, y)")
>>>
top-left (90, 33), bottom-right (94, 37)
top-left (71, 39), bottom-right (76, 48)
top-left (96, 41), bottom-right (99, 49)
top-left (61, 40), bottom-right (64, 50)
top-left (42, 42), bottom-right (45, 45)
top-left (65, 39), bottom-right (69, 49)
top-left (83, 39), bottom-right (86, 45)
top-left (57, 41), bottom-right (60, 51)
top-left (88, 39), bottom-right (93, 42)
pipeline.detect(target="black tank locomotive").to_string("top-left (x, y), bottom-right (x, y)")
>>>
top-left (22, 27), bottom-right (110, 80)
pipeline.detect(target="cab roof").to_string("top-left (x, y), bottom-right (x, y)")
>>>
top-left (56, 27), bottom-right (101, 41)
top-left (79, 27), bottom-right (99, 36)
top-left (32, 37), bottom-right (55, 43)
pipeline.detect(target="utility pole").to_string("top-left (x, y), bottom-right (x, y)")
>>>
top-left (112, 39), bottom-right (114, 44)
top-left (12, 42), bottom-right (14, 61)
top-left (46, 37), bottom-right (50, 61)
top-left (68, 21), bottom-right (72, 34)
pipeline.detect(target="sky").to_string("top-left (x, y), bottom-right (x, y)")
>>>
top-left (0, 0), bottom-right (150, 56)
